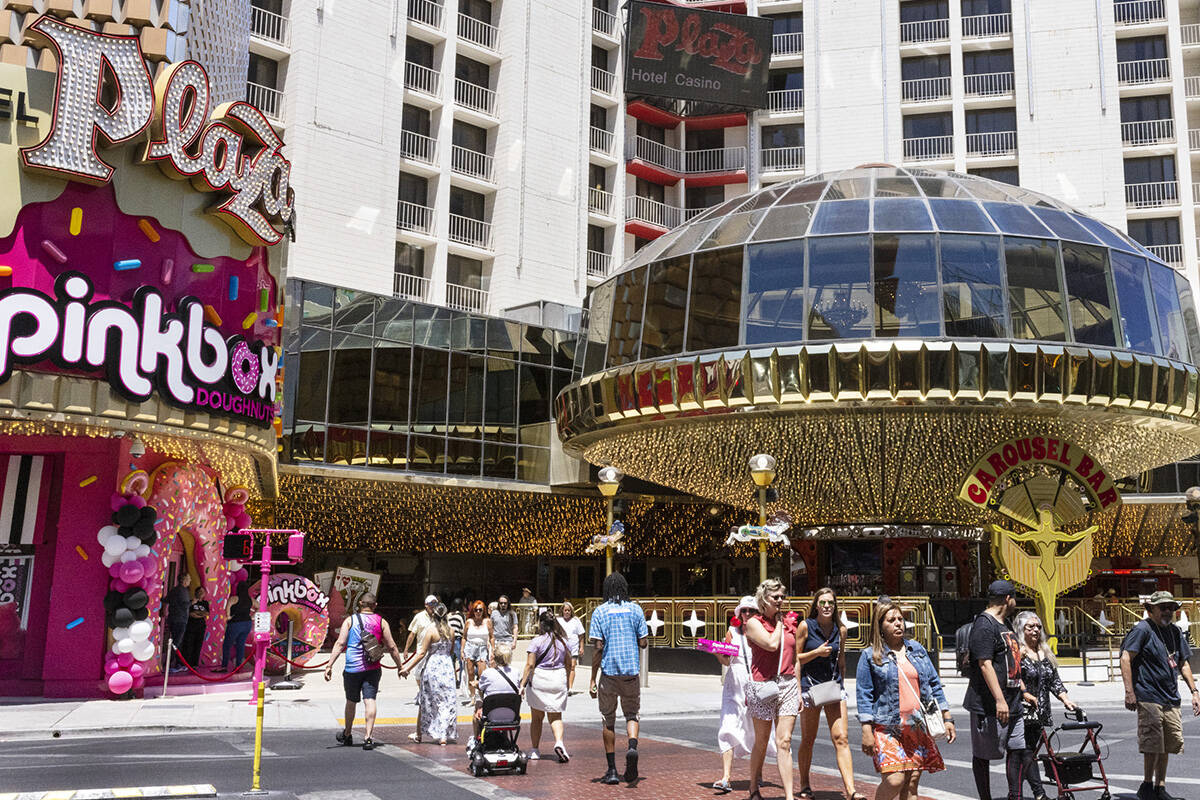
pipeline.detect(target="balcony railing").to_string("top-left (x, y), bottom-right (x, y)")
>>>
top-left (1125, 180), bottom-right (1179, 208)
top-left (899, 18), bottom-right (949, 44)
top-left (246, 82), bottom-right (282, 121)
top-left (587, 250), bottom-right (611, 279)
top-left (250, 6), bottom-right (289, 46)
top-left (761, 145), bottom-right (805, 173)
top-left (1184, 24), bottom-right (1200, 46)
top-left (1190, 129), bottom-right (1200, 150)
top-left (590, 126), bottom-right (614, 154)
top-left (589, 187), bottom-right (613, 215)
top-left (593, 7), bottom-right (618, 37)
top-left (592, 66), bottom-right (616, 95)
top-left (903, 135), bottom-right (953, 161)
top-left (626, 195), bottom-right (683, 230)
top-left (1187, 76), bottom-right (1200, 99)
top-left (448, 213), bottom-right (493, 249)
top-left (394, 272), bottom-right (431, 302)
top-left (400, 130), bottom-right (438, 164)
top-left (964, 71), bottom-right (1014, 97)
top-left (962, 13), bottom-right (1011, 38)
top-left (1146, 243), bottom-right (1183, 266)
top-left (407, 0), bottom-right (443, 29)
top-left (685, 146), bottom-right (747, 174)
top-left (901, 76), bottom-right (951, 102)
top-left (446, 282), bottom-right (487, 313)
top-left (454, 79), bottom-right (496, 115)
top-left (451, 145), bottom-right (494, 181)
top-left (773, 31), bottom-right (803, 56)
top-left (767, 88), bottom-right (804, 112)
top-left (397, 201), bottom-right (434, 235)
top-left (1114, 0), bottom-right (1166, 25)
top-left (404, 61), bottom-right (441, 97)
top-left (1120, 118), bottom-right (1175, 146)
top-left (458, 13), bottom-right (498, 50)
top-left (966, 130), bottom-right (1017, 157)
top-left (628, 135), bottom-right (682, 172)
top-left (1194, 182), bottom-right (1200, 203)
top-left (1117, 58), bottom-right (1170, 85)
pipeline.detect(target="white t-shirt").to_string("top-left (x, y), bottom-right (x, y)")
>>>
top-left (558, 615), bottom-right (586, 655)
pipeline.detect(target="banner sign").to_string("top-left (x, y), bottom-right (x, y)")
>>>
top-left (957, 436), bottom-right (1121, 511)
top-left (625, 1), bottom-right (772, 108)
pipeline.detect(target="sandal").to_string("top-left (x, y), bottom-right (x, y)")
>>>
top-left (747, 791), bottom-right (763, 800)
top-left (712, 779), bottom-right (732, 794)
top-left (848, 794), bottom-right (869, 800)
top-left (408, 732), bottom-right (421, 743)
top-left (799, 789), bottom-right (814, 800)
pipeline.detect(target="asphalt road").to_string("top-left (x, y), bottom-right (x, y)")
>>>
top-left (0, 707), bottom-right (1197, 800)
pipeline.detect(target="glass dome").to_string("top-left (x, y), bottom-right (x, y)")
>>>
top-left (580, 166), bottom-right (1200, 375)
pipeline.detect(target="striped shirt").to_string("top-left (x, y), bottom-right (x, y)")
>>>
top-left (448, 611), bottom-right (465, 639)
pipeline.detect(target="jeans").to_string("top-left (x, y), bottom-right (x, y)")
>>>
top-left (167, 617), bottom-right (187, 668)
top-left (222, 619), bottom-right (253, 669)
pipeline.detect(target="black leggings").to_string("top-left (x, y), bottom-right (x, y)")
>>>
top-left (1019, 722), bottom-right (1045, 798)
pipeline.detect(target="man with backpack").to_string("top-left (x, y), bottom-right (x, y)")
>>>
top-left (324, 593), bottom-right (403, 751)
top-left (1119, 591), bottom-right (1199, 800)
top-left (962, 580), bottom-right (1027, 800)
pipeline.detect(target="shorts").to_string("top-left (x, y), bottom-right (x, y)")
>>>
top-left (462, 639), bottom-right (489, 662)
top-left (1137, 701), bottom-right (1184, 754)
top-left (969, 711), bottom-right (1026, 760)
top-left (747, 675), bottom-right (800, 721)
top-left (598, 673), bottom-right (641, 726)
top-left (343, 668), bottom-right (382, 703)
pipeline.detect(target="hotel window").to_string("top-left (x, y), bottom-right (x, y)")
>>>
top-left (588, 225), bottom-right (607, 254)
top-left (686, 185), bottom-right (725, 213)
top-left (1124, 156), bottom-right (1177, 197)
top-left (589, 164), bottom-right (608, 192)
top-left (402, 104), bottom-right (431, 137)
top-left (450, 187), bottom-right (486, 221)
top-left (448, 255), bottom-right (485, 290)
top-left (900, 0), bottom-right (949, 22)
top-left (1120, 95), bottom-right (1172, 124)
top-left (762, 125), bottom-right (803, 148)
top-left (969, 166), bottom-right (1019, 185)
top-left (395, 242), bottom-right (425, 280)
top-left (453, 120), bottom-right (488, 154)
top-left (406, 37), bottom-right (435, 69)
top-left (961, 0), bottom-right (1009, 13)
top-left (590, 103), bottom-right (609, 131)
top-left (247, 53), bottom-right (279, 90)
top-left (636, 120), bottom-right (666, 144)
top-left (592, 45), bottom-right (610, 72)
top-left (460, 0), bottom-right (491, 24)
top-left (635, 178), bottom-right (665, 204)
top-left (399, 173), bottom-right (428, 206)
top-left (1128, 217), bottom-right (1181, 250)
top-left (901, 54), bottom-right (950, 81)
top-left (966, 107), bottom-right (1016, 135)
top-left (903, 112), bottom-right (952, 139)
top-left (1116, 35), bottom-right (1167, 63)
top-left (769, 69), bottom-right (804, 92)
top-left (456, 55), bottom-right (490, 88)
top-left (686, 128), bottom-right (723, 151)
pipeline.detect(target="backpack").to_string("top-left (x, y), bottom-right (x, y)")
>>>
top-left (356, 614), bottom-right (385, 663)
top-left (954, 616), bottom-right (981, 677)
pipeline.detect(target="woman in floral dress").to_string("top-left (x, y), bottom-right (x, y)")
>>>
top-left (401, 602), bottom-right (459, 744)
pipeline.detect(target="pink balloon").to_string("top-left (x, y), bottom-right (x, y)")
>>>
top-left (129, 662), bottom-right (145, 679)
top-left (223, 502), bottom-right (242, 517)
top-left (108, 563), bottom-right (122, 578)
top-left (129, 495), bottom-right (147, 508)
top-left (133, 676), bottom-right (145, 690)
top-left (107, 670), bottom-right (133, 694)
top-left (111, 493), bottom-right (127, 512)
top-left (117, 652), bottom-right (134, 668)
top-left (235, 511), bottom-right (252, 528)
top-left (119, 561), bottom-right (144, 584)
top-left (235, 569), bottom-right (249, 583)
top-left (104, 659), bottom-right (120, 675)
top-left (139, 555), bottom-right (156, 571)
top-left (225, 516), bottom-right (237, 532)
top-left (110, 578), bottom-right (129, 592)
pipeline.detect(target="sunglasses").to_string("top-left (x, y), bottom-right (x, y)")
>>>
top-left (768, 594), bottom-right (786, 602)
top-left (817, 600), bottom-right (835, 608)
top-left (1024, 624), bottom-right (1042, 629)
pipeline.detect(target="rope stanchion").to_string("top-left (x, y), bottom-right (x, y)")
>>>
top-left (265, 648), bottom-right (406, 672)
top-left (170, 645), bottom-right (255, 682)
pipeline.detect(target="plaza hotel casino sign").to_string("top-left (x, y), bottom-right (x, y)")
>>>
top-left (0, 17), bottom-right (293, 437)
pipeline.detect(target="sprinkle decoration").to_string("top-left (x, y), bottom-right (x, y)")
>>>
top-left (228, 275), bottom-right (239, 301)
top-left (191, 263), bottom-right (215, 274)
top-left (242, 312), bottom-right (257, 330)
top-left (66, 616), bottom-right (84, 630)
top-left (40, 239), bottom-right (67, 264)
top-left (78, 474), bottom-right (98, 487)
top-left (264, 319), bottom-right (278, 327)
top-left (0, 266), bottom-right (13, 277)
top-left (161, 258), bottom-right (174, 285)
top-left (69, 207), bottom-right (82, 236)
top-left (259, 288), bottom-right (269, 312)
top-left (204, 305), bottom-right (222, 326)
top-left (114, 259), bottom-right (141, 271)
top-left (75, 545), bottom-right (88, 560)
top-left (138, 218), bottom-right (160, 242)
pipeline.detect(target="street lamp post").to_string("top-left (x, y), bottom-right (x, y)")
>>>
top-left (1184, 486), bottom-right (1200, 590)
top-left (748, 454), bottom-right (778, 583)
top-left (598, 466), bottom-right (623, 576)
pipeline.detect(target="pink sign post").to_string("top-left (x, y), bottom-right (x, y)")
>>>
top-left (236, 529), bottom-right (306, 705)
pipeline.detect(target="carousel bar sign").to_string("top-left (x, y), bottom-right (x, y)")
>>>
top-left (957, 436), bottom-right (1120, 511)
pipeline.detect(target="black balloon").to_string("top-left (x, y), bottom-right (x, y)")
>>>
top-left (132, 606), bottom-right (149, 621)
top-left (113, 608), bottom-right (134, 627)
top-left (118, 526), bottom-right (133, 539)
top-left (123, 588), bottom-right (148, 609)
top-left (114, 504), bottom-right (140, 527)
top-left (139, 507), bottom-right (157, 523)
top-left (103, 590), bottom-right (123, 612)
top-left (133, 518), bottom-right (155, 538)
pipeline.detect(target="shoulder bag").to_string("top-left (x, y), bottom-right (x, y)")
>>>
top-left (804, 619), bottom-right (844, 707)
top-left (356, 614), bottom-right (385, 662)
top-left (896, 651), bottom-right (947, 740)
top-left (746, 616), bottom-right (788, 704)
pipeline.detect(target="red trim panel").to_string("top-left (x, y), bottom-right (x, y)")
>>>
top-left (641, 0), bottom-right (747, 11)
top-left (684, 113), bottom-right (749, 130)
top-left (625, 220), bottom-right (669, 240)
top-left (626, 159), bottom-right (681, 186)
top-left (626, 100), bottom-right (682, 129)
top-left (686, 171), bottom-right (748, 188)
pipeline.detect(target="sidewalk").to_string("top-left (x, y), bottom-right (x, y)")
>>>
top-left (0, 663), bottom-right (1128, 742)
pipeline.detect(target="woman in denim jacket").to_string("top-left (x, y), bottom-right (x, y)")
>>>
top-left (856, 601), bottom-right (957, 800)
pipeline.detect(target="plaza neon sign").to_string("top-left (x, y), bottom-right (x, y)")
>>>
top-left (19, 16), bottom-right (294, 246)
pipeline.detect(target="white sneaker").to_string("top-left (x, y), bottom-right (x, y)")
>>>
top-left (528, 749), bottom-right (540, 760)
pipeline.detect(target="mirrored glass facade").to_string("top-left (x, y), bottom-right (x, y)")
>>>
top-left (580, 167), bottom-right (1200, 372)
top-left (283, 281), bottom-right (578, 483)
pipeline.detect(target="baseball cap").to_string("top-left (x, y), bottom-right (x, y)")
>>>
top-left (734, 595), bottom-right (757, 614)
top-left (424, 594), bottom-right (438, 605)
top-left (988, 579), bottom-right (1016, 597)
top-left (1147, 590), bottom-right (1179, 609)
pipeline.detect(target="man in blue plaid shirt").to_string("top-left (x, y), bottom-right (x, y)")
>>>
top-left (589, 571), bottom-right (649, 785)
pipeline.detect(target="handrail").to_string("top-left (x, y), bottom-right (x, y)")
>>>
top-left (448, 213), bottom-right (493, 249)
top-left (451, 145), bottom-right (494, 181)
top-left (966, 130), bottom-right (1017, 156)
top-left (587, 250), bottom-right (611, 279)
top-left (588, 187), bottom-right (613, 215)
top-left (901, 75), bottom-right (951, 102)
top-left (962, 12), bottom-right (1011, 38)
top-left (902, 134), bottom-right (953, 161)
top-left (404, 61), bottom-right (441, 97)
top-left (1125, 180), bottom-right (1179, 208)
top-left (1121, 118), bottom-right (1175, 145)
top-left (772, 31), bottom-right (804, 56)
top-left (899, 18), bottom-right (949, 44)
top-left (1145, 243), bottom-right (1182, 265)
top-left (400, 129), bottom-right (438, 164)
top-left (454, 78), bottom-right (496, 115)
top-left (1113, 0), bottom-right (1166, 25)
top-left (394, 272), bottom-right (430, 301)
top-left (245, 82), bottom-right (282, 122)
top-left (593, 7), bottom-right (618, 37)
top-left (760, 145), bottom-right (805, 172)
top-left (396, 200), bottom-right (434, 234)
top-left (407, 0), bottom-right (443, 29)
top-left (964, 71), bottom-right (1014, 97)
top-left (1117, 58), bottom-right (1170, 85)
top-left (446, 282), bottom-right (487, 313)
top-left (1187, 76), bottom-right (1200, 99)
top-left (590, 126), bottom-right (614, 154)
top-left (1184, 23), bottom-right (1200, 46)
top-left (626, 195), bottom-right (683, 229)
top-left (592, 66), bottom-right (616, 95)
top-left (767, 88), bottom-right (804, 112)
top-left (457, 13), bottom-right (498, 50)
top-left (250, 6), bottom-right (289, 46)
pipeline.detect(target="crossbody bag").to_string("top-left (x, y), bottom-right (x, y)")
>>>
top-left (355, 614), bottom-right (385, 663)
top-left (747, 616), bottom-right (790, 704)
top-left (803, 619), bottom-right (843, 707)
top-left (896, 652), bottom-right (947, 740)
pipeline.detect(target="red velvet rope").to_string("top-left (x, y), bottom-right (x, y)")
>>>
top-left (169, 645), bottom-right (255, 682)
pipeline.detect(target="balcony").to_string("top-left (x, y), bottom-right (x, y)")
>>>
top-left (962, 13), bottom-right (1011, 38)
top-left (1117, 58), bottom-right (1170, 85)
top-left (400, 130), bottom-right (438, 165)
top-left (767, 88), bottom-right (804, 113)
top-left (394, 272), bottom-right (431, 302)
top-left (1187, 76), bottom-right (1200, 99)
top-left (451, 146), bottom-right (494, 181)
top-left (899, 18), bottom-right (949, 44)
top-left (628, 135), bottom-right (682, 171)
top-left (626, 195), bottom-right (683, 230)
top-left (1146, 243), bottom-right (1183, 266)
top-left (592, 66), bottom-right (616, 95)
top-left (963, 71), bottom-right (1014, 97)
top-left (1113, 0), bottom-right (1166, 26)
top-left (593, 6), bottom-right (618, 37)
top-left (454, 79), bottom-right (496, 115)
top-left (587, 251), bottom-right (612, 279)
top-left (1190, 129), bottom-right (1200, 150)
top-left (446, 283), bottom-right (487, 313)
top-left (901, 76), bottom-right (951, 102)
top-left (761, 145), bottom-right (805, 173)
top-left (458, 13), bottom-right (498, 51)
top-left (966, 130), bottom-right (1017, 157)
top-left (408, 0), bottom-right (443, 29)
top-left (1185, 24), bottom-right (1200, 46)
top-left (589, 187), bottom-right (613, 215)
top-left (448, 213), bottom-right (493, 249)
top-left (404, 61), bottom-right (441, 97)
top-left (246, 82), bottom-right (282, 122)
top-left (1125, 180), bottom-right (1180, 208)
top-left (773, 31), bottom-right (803, 56)
top-left (1121, 118), bottom-right (1175, 146)
top-left (590, 126), bottom-right (614, 155)
top-left (685, 146), bottom-right (747, 174)
top-left (250, 6), bottom-right (289, 46)
top-left (397, 201), bottom-right (435, 235)
top-left (903, 135), bottom-right (953, 162)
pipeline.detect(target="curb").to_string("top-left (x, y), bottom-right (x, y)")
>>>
top-left (0, 786), bottom-right (216, 800)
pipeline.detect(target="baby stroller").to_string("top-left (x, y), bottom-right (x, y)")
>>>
top-left (468, 691), bottom-right (527, 776)
top-left (1033, 707), bottom-right (1111, 800)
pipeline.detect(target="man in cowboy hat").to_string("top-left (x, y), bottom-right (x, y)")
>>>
top-left (1120, 591), bottom-right (1200, 800)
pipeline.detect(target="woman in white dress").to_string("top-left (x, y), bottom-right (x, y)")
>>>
top-left (711, 595), bottom-right (775, 793)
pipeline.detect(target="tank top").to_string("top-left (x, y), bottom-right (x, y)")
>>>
top-left (897, 657), bottom-right (920, 720)
top-left (799, 618), bottom-right (841, 690)
top-left (345, 613), bottom-right (383, 673)
top-left (466, 619), bottom-right (489, 643)
top-left (749, 614), bottom-right (797, 681)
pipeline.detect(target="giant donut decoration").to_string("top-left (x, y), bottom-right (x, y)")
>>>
top-left (250, 573), bottom-right (329, 674)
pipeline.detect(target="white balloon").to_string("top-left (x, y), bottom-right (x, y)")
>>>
top-left (104, 536), bottom-right (126, 557)
top-left (129, 621), bottom-right (152, 641)
top-left (116, 637), bottom-right (135, 653)
top-left (133, 641), bottom-right (155, 662)
top-left (110, 641), bottom-right (123, 655)
top-left (97, 525), bottom-right (119, 544)
top-left (124, 536), bottom-right (140, 550)
top-left (112, 626), bottom-right (129, 641)
top-left (101, 552), bottom-right (118, 568)
top-left (135, 544), bottom-right (151, 558)
top-left (120, 550), bottom-right (137, 563)
top-left (228, 561), bottom-right (242, 571)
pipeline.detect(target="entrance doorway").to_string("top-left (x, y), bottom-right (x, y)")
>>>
top-left (898, 543), bottom-right (959, 598)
